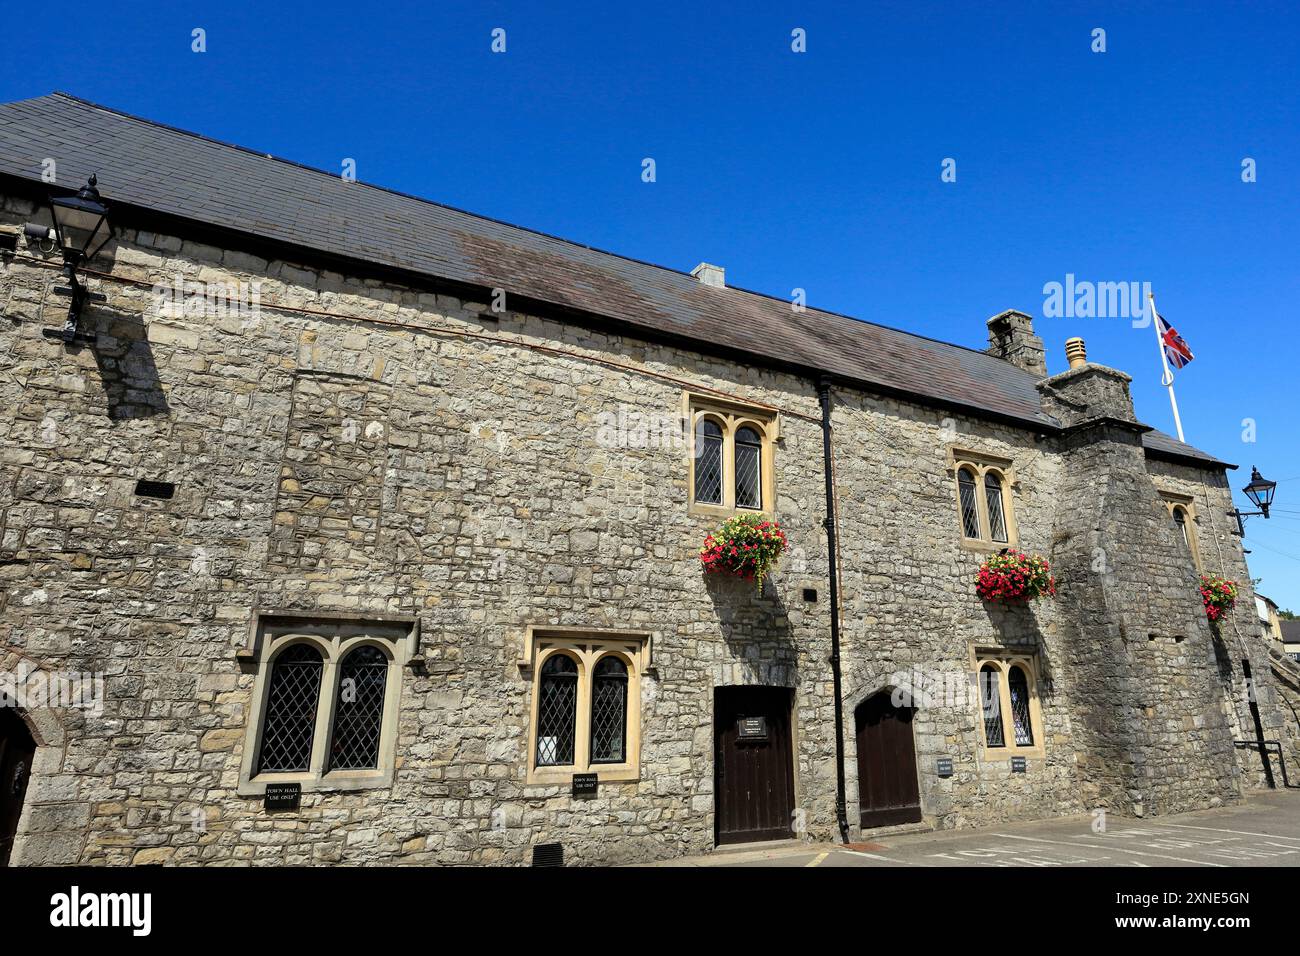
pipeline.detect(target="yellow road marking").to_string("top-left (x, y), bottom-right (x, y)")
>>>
top-left (805, 851), bottom-right (829, 867)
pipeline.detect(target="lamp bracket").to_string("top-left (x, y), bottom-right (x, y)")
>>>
top-left (41, 275), bottom-right (103, 346)
top-left (1227, 508), bottom-right (1267, 539)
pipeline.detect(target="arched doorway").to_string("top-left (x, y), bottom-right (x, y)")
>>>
top-left (854, 691), bottom-right (922, 829)
top-left (0, 708), bottom-right (36, 866)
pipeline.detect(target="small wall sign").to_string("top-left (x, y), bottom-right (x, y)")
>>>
top-left (1010, 756), bottom-right (1027, 773)
top-left (936, 758), bottom-right (954, 778)
top-left (572, 773), bottom-right (598, 798)
top-left (737, 716), bottom-right (768, 740)
top-left (264, 782), bottom-right (301, 811)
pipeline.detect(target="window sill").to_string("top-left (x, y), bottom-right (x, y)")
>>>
top-left (979, 747), bottom-right (1045, 762)
top-left (959, 537), bottom-right (1016, 553)
top-left (237, 768), bottom-right (395, 797)
top-left (525, 764), bottom-right (640, 786)
top-left (690, 501), bottom-right (770, 520)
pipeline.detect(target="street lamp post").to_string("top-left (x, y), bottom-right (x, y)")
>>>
top-left (1228, 467), bottom-right (1277, 537)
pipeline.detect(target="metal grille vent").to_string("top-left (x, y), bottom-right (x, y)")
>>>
top-left (532, 843), bottom-right (564, 867)
top-left (134, 479), bottom-right (176, 500)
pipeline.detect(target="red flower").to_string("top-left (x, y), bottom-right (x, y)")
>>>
top-left (699, 514), bottom-right (788, 592)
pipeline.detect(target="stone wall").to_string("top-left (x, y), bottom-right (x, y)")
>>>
top-left (0, 187), bottom-right (1285, 866)
top-left (1145, 456), bottom-right (1300, 789)
top-left (1039, 366), bottom-right (1240, 816)
top-left (829, 388), bottom-right (1085, 829)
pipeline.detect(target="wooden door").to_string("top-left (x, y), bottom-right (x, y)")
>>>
top-left (0, 709), bottom-right (36, 867)
top-left (714, 686), bottom-right (795, 845)
top-left (855, 691), bottom-right (923, 829)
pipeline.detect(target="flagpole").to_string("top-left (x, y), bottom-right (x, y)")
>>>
top-left (1148, 291), bottom-right (1185, 443)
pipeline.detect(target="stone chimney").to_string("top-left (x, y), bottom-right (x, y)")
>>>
top-left (1035, 352), bottom-right (1241, 816)
top-left (986, 309), bottom-right (1047, 378)
top-left (691, 262), bottom-right (725, 289)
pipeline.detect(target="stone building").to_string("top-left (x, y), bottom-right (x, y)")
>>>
top-left (0, 93), bottom-right (1297, 866)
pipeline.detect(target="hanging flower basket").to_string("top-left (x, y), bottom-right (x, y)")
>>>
top-left (976, 550), bottom-right (1056, 603)
top-left (700, 514), bottom-right (788, 592)
top-left (1199, 575), bottom-right (1238, 622)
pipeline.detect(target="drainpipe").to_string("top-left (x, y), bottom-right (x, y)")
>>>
top-left (817, 376), bottom-right (852, 844)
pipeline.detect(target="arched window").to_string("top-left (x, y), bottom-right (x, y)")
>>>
top-left (1007, 665), bottom-right (1034, 747)
top-left (734, 426), bottom-right (763, 510)
top-left (1161, 494), bottom-right (1201, 571)
top-left (958, 468), bottom-right (980, 539)
top-left (329, 645), bottom-right (389, 771)
top-left (1173, 506), bottom-right (1189, 548)
top-left (590, 656), bottom-right (629, 763)
top-left (687, 400), bottom-right (776, 513)
top-left (536, 654), bottom-right (578, 766)
top-left (526, 634), bottom-right (647, 783)
top-left (257, 643), bottom-right (323, 773)
top-left (953, 455), bottom-right (1019, 545)
top-left (979, 664), bottom-right (1004, 748)
top-left (694, 419), bottom-right (724, 505)
top-left (984, 472), bottom-right (1008, 543)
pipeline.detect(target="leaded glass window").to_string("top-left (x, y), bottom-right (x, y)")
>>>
top-left (329, 645), bottom-right (389, 771)
top-left (734, 426), bottom-right (762, 510)
top-left (958, 468), bottom-right (980, 539)
top-left (695, 419), bottom-right (723, 505)
top-left (536, 654), bottom-right (578, 766)
top-left (1008, 665), bottom-right (1034, 747)
top-left (590, 656), bottom-right (628, 763)
top-left (1173, 506), bottom-right (1189, 548)
top-left (979, 665), bottom-right (1004, 748)
top-left (257, 643), bottom-right (323, 773)
top-left (985, 472), bottom-right (1008, 543)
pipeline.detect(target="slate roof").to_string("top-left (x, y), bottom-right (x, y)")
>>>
top-left (0, 92), bottom-right (1229, 469)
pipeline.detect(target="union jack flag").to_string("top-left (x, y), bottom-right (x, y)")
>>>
top-left (1156, 313), bottom-right (1194, 370)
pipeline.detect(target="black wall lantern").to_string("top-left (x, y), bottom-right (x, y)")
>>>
top-left (1229, 466), bottom-right (1277, 536)
top-left (41, 174), bottom-right (112, 345)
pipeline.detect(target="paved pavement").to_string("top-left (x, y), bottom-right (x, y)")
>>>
top-left (657, 790), bottom-right (1300, 867)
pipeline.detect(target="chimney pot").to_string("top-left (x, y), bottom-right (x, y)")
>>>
top-left (691, 262), bottom-right (725, 289)
top-left (1065, 337), bottom-right (1087, 369)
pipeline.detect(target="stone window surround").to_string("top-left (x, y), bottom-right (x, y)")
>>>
top-left (518, 626), bottom-right (651, 785)
top-left (968, 645), bottom-right (1045, 760)
top-left (947, 446), bottom-right (1018, 550)
top-left (237, 612), bottom-right (418, 797)
top-left (1159, 490), bottom-right (1203, 572)
top-left (683, 391), bottom-right (780, 518)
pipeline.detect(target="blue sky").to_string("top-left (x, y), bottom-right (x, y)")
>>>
top-left (6, 1), bottom-right (1298, 606)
